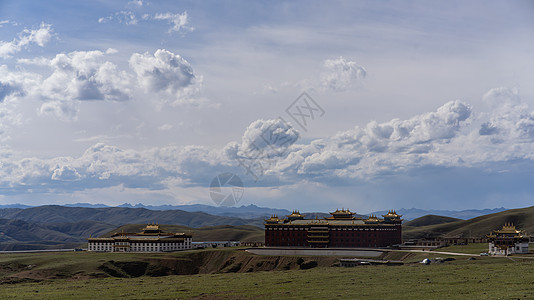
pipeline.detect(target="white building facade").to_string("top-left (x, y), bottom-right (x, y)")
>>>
top-left (88, 224), bottom-right (192, 252)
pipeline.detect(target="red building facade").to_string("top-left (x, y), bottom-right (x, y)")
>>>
top-left (264, 209), bottom-right (402, 248)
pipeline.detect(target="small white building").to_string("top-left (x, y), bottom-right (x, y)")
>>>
top-left (487, 223), bottom-right (529, 256)
top-left (88, 224), bottom-right (192, 252)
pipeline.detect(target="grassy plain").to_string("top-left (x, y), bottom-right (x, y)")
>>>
top-left (2, 244), bottom-right (534, 299)
top-left (436, 243), bottom-right (489, 254)
top-left (2, 257), bottom-right (534, 299)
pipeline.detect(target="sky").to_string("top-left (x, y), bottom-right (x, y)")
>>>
top-left (0, 0), bottom-right (534, 213)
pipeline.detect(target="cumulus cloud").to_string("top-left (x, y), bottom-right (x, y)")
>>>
top-left (1, 46), bottom-right (206, 123)
top-left (275, 56), bottom-right (367, 94)
top-left (272, 100), bottom-right (473, 179)
top-left (129, 49), bottom-right (203, 106)
top-left (321, 56), bottom-right (366, 91)
top-left (238, 118), bottom-right (300, 158)
top-left (6, 49), bottom-right (132, 120)
top-left (0, 141), bottom-right (234, 193)
top-left (38, 50), bottom-right (131, 102)
top-left (0, 66), bottom-right (39, 138)
top-left (476, 87), bottom-right (534, 144)
top-left (51, 165), bottom-right (82, 181)
top-left (0, 23), bottom-right (52, 59)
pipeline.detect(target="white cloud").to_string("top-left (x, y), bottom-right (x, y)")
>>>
top-left (1, 46), bottom-right (207, 124)
top-left (39, 100), bottom-right (79, 122)
top-left (0, 23), bottom-right (53, 59)
top-left (8, 49), bottom-right (132, 120)
top-left (0, 20), bottom-right (12, 28)
top-left (128, 0), bottom-right (146, 7)
top-left (321, 56), bottom-right (366, 92)
top-left (158, 124), bottom-right (173, 131)
top-left (271, 100), bottom-right (473, 180)
top-left (100, 11), bottom-right (139, 25)
top-left (238, 118), bottom-right (300, 158)
top-left (129, 49), bottom-right (204, 106)
top-left (98, 9), bottom-right (192, 34)
top-left (40, 50), bottom-right (131, 101)
top-left (0, 65), bottom-right (40, 139)
top-left (479, 87), bottom-right (525, 139)
top-left (51, 165), bottom-right (82, 181)
top-left (153, 12), bottom-right (193, 33)
top-left (98, 17), bottom-right (111, 24)
top-left (0, 87), bottom-right (532, 202)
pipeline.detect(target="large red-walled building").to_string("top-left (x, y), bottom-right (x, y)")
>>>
top-left (264, 209), bottom-right (402, 248)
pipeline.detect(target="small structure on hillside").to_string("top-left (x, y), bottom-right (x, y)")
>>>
top-left (487, 223), bottom-right (529, 256)
top-left (87, 224), bottom-right (192, 252)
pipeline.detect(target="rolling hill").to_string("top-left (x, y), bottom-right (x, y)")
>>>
top-left (0, 218), bottom-right (118, 251)
top-left (104, 224), bottom-right (264, 242)
top-left (0, 205), bottom-right (265, 250)
top-left (404, 215), bottom-right (461, 227)
top-left (403, 206), bottom-right (534, 239)
top-left (0, 205), bottom-right (264, 228)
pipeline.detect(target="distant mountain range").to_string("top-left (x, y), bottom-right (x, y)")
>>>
top-left (0, 203), bottom-right (530, 250)
top-left (370, 207), bottom-right (508, 221)
top-left (0, 203), bottom-right (509, 220)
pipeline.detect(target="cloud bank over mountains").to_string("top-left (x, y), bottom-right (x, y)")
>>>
top-left (0, 86), bottom-right (531, 201)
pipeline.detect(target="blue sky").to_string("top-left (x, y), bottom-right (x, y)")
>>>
top-left (0, 0), bottom-right (533, 213)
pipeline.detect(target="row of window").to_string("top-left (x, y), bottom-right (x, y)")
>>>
top-left (266, 227), bottom-right (396, 231)
top-left (88, 241), bottom-right (192, 252)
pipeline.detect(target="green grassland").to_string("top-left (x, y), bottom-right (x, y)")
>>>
top-left (2, 245), bottom-right (534, 299)
top-left (1, 256), bottom-right (533, 299)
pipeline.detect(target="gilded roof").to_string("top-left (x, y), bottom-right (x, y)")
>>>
top-left (287, 210), bottom-right (304, 218)
top-left (382, 210), bottom-right (402, 218)
top-left (487, 223), bottom-right (529, 240)
top-left (265, 208), bottom-right (402, 225)
top-left (494, 223), bottom-right (521, 234)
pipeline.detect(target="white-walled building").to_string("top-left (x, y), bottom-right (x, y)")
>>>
top-left (487, 223), bottom-right (529, 256)
top-left (88, 224), bottom-right (192, 252)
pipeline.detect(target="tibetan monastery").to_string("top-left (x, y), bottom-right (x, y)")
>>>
top-left (87, 224), bottom-right (192, 252)
top-left (487, 223), bottom-right (530, 256)
top-left (264, 208), bottom-right (402, 248)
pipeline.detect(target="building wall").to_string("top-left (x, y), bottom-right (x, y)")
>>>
top-left (488, 241), bottom-right (529, 256)
top-left (265, 224), bottom-right (402, 248)
top-left (88, 237), bottom-right (192, 252)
